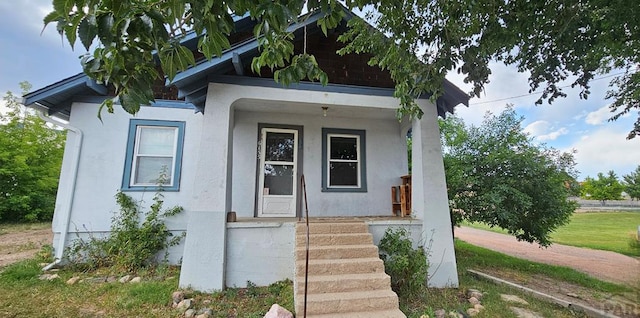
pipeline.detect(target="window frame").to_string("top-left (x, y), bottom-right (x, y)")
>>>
top-left (321, 128), bottom-right (367, 192)
top-left (122, 119), bottom-right (185, 192)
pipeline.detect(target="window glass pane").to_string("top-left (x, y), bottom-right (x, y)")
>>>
top-left (265, 132), bottom-right (295, 162)
top-left (135, 157), bottom-right (173, 185)
top-left (329, 162), bottom-right (358, 186)
top-left (138, 127), bottom-right (176, 155)
top-left (330, 137), bottom-right (357, 160)
top-left (264, 164), bottom-right (294, 195)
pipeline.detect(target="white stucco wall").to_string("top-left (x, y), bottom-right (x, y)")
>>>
top-left (232, 110), bottom-right (408, 218)
top-left (52, 102), bottom-right (203, 254)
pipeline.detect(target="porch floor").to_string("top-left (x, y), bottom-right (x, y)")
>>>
top-left (232, 216), bottom-right (421, 223)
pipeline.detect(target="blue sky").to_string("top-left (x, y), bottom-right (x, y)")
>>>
top-left (1, 0), bottom-right (638, 180)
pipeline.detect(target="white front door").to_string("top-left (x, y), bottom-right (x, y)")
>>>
top-left (257, 128), bottom-right (298, 217)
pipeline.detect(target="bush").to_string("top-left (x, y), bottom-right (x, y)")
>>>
top-left (65, 190), bottom-right (184, 272)
top-left (378, 228), bottom-right (428, 298)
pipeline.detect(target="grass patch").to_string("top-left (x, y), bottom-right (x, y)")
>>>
top-left (0, 222), bottom-right (50, 235)
top-left (463, 211), bottom-right (640, 256)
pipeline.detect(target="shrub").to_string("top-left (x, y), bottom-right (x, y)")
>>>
top-left (378, 228), bottom-right (428, 298)
top-left (65, 190), bottom-right (184, 272)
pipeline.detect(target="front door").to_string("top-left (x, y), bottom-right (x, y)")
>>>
top-left (257, 128), bottom-right (298, 217)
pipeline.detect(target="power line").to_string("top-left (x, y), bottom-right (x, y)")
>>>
top-left (468, 70), bottom-right (633, 106)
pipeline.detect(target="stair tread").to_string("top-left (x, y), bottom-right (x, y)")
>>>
top-left (296, 244), bottom-right (377, 250)
top-left (297, 272), bottom-right (390, 282)
top-left (306, 309), bottom-right (406, 318)
top-left (297, 257), bottom-right (382, 265)
top-left (301, 289), bottom-right (398, 302)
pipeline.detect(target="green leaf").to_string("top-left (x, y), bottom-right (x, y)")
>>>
top-left (78, 16), bottom-right (98, 50)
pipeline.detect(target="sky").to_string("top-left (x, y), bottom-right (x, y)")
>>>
top-left (1, 0), bottom-right (638, 180)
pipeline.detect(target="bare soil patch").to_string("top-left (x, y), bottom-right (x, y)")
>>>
top-left (481, 268), bottom-right (640, 318)
top-left (0, 224), bottom-right (52, 268)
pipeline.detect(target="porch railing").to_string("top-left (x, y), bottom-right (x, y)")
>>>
top-left (300, 174), bottom-right (310, 318)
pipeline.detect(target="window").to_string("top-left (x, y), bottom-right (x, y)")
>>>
top-left (322, 128), bottom-right (367, 192)
top-left (122, 120), bottom-right (185, 191)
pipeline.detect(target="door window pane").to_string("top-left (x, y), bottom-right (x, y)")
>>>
top-left (265, 132), bottom-right (295, 162)
top-left (264, 164), bottom-right (294, 195)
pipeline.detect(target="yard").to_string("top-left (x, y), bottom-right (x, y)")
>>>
top-left (464, 211), bottom-right (640, 257)
top-left (0, 223), bottom-right (637, 317)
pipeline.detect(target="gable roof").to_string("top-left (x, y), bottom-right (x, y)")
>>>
top-left (24, 8), bottom-right (468, 119)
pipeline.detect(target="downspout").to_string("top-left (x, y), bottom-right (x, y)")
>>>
top-left (37, 109), bottom-right (83, 271)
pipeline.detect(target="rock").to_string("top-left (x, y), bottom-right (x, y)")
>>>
top-left (199, 309), bottom-right (213, 316)
top-left (195, 313), bottom-right (210, 318)
top-left (473, 304), bottom-right (485, 311)
top-left (448, 311), bottom-right (463, 318)
top-left (130, 277), bottom-right (142, 283)
top-left (184, 309), bottom-right (196, 318)
top-left (566, 292), bottom-right (579, 298)
top-left (420, 315), bottom-right (430, 318)
top-left (466, 308), bottom-right (479, 316)
top-left (177, 299), bottom-right (192, 311)
top-left (501, 294), bottom-right (529, 305)
top-left (106, 276), bottom-right (117, 283)
top-left (39, 273), bottom-right (60, 281)
top-left (468, 297), bottom-right (480, 305)
top-left (434, 309), bottom-right (446, 318)
top-left (510, 307), bottom-right (544, 318)
top-left (172, 291), bottom-right (185, 305)
top-left (66, 276), bottom-right (81, 285)
top-left (263, 304), bottom-right (293, 318)
top-left (119, 275), bottom-right (131, 283)
top-left (467, 289), bottom-right (484, 300)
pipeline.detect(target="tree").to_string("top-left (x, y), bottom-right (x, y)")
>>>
top-left (0, 82), bottom-right (66, 222)
top-left (622, 166), bottom-right (640, 201)
top-left (45, 0), bottom-right (640, 137)
top-left (440, 107), bottom-right (578, 246)
top-left (581, 171), bottom-right (624, 204)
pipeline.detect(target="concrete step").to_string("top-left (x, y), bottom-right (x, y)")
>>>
top-left (306, 309), bottom-right (406, 318)
top-left (295, 233), bottom-right (374, 247)
top-left (296, 222), bottom-right (369, 234)
top-left (296, 258), bottom-right (385, 276)
top-left (296, 272), bottom-right (391, 294)
top-left (296, 244), bottom-right (379, 260)
top-left (296, 290), bottom-right (400, 315)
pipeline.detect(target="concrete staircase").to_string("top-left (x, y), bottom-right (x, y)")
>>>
top-left (295, 221), bottom-right (405, 318)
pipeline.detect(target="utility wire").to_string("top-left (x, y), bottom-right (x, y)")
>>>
top-left (469, 70), bottom-right (634, 106)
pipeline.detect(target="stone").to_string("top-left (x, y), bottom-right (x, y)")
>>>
top-left (39, 273), bottom-right (60, 281)
top-left (566, 292), bottom-right (579, 298)
top-left (118, 275), bottom-right (131, 283)
top-left (199, 309), bottom-right (213, 316)
top-left (510, 307), bottom-right (544, 318)
top-left (195, 314), bottom-right (210, 318)
top-left (66, 276), bottom-right (81, 285)
top-left (420, 315), bottom-right (430, 318)
top-left (106, 276), bottom-right (117, 283)
top-left (177, 299), bottom-right (192, 310)
top-left (434, 309), bottom-right (446, 318)
top-left (263, 304), bottom-right (293, 318)
top-left (130, 277), bottom-right (142, 283)
top-left (473, 304), bottom-right (485, 311)
top-left (448, 311), bottom-right (463, 318)
top-left (184, 309), bottom-right (196, 318)
top-left (466, 308), bottom-right (479, 316)
top-left (467, 289), bottom-right (483, 300)
top-left (501, 294), bottom-right (529, 305)
top-left (172, 291), bottom-right (185, 305)
top-left (468, 297), bottom-right (480, 305)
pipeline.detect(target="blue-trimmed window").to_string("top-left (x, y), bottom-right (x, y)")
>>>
top-left (322, 128), bottom-right (367, 192)
top-left (122, 120), bottom-right (185, 191)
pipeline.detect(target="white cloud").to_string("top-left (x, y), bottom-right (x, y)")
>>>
top-left (585, 105), bottom-right (613, 125)
top-left (537, 127), bottom-right (569, 141)
top-left (564, 128), bottom-right (640, 179)
top-left (523, 120), bottom-right (568, 141)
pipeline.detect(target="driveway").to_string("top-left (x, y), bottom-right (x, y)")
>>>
top-left (455, 226), bottom-right (640, 286)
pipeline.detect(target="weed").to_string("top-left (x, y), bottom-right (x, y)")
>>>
top-left (378, 227), bottom-right (428, 299)
top-left (65, 188), bottom-right (184, 273)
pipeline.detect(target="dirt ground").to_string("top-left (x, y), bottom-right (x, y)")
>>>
top-left (457, 226), bottom-right (640, 318)
top-left (0, 225), bottom-right (52, 268)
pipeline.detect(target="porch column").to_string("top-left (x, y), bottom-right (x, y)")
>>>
top-left (411, 101), bottom-right (459, 288)
top-left (179, 84), bottom-right (234, 291)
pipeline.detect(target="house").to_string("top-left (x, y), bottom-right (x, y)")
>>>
top-left (24, 8), bottom-right (467, 293)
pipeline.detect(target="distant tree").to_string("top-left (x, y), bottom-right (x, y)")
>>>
top-left (0, 82), bottom-right (66, 222)
top-left (440, 107), bottom-right (578, 246)
top-left (581, 171), bottom-right (624, 204)
top-left (622, 166), bottom-right (640, 201)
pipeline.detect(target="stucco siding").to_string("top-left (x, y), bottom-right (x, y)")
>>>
top-left (232, 109), bottom-right (409, 218)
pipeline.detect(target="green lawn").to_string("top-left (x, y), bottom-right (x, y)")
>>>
top-left (463, 211), bottom-right (640, 257)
